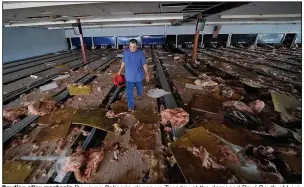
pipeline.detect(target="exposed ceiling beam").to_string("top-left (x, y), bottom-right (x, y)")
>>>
top-left (221, 14), bottom-right (301, 19)
top-left (48, 22), bottom-right (171, 29)
top-left (3, 2), bottom-right (102, 10)
top-left (4, 15), bottom-right (183, 27)
top-left (172, 2), bottom-right (249, 26)
top-left (206, 20), bottom-right (301, 25)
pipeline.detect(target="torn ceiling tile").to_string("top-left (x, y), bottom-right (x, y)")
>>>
top-left (271, 92), bottom-right (301, 113)
top-left (130, 123), bottom-right (157, 150)
top-left (68, 85), bottom-right (92, 95)
top-left (190, 94), bottom-right (223, 114)
top-left (132, 107), bottom-right (161, 123)
top-left (241, 78), bottom-right (266, 88)
top-left (110, 100), bottom-right (129, 114)
top-left (3, 161), bottom-right (37, 184)
top-left (72, 108), bottom-right (118, 132)
top-left (170, 127), bottom-right (240, 183)
top-left (34, 122), bottom-right (71, 143)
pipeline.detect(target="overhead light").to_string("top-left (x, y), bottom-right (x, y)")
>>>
top-left (221, 14), bottom-right (301, 19)
top-left (4, 15), bottom-right (183, 27)
top-left (205, 20), bottom-right (301, 25)
top-left (3, 2), bottom-right (102, 10)
top-left (111, 12), bottom-right (134, 15)
top-left (161, 3), bottom-right (189, 7)
top-left (135, 13), bottom-right (179, 16)
top-left (48, 25), bottom-right (102, 30)
top-left (102, 22), bottom-right (171, 27)
top-left (40, 12), bottom-right (54, 15)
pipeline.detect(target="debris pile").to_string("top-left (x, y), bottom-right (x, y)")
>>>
top-left (160, 108), bottom-right (189, 128)
top-left (27, 99), bottom-right (57, 116)
top-left (65, 147), bottom-right (105, 183)
top-left (222, 100), bottom-right (265, 114)
top-left (183, 146), bottom-right (225, 170)
top-left (3, 107), bottom-right (28, 124)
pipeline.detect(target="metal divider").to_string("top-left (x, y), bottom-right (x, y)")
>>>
top-left (3, 49), bottom-right (103, 85)
top-left (3, 50), bottom-right (108, 105)
top-left (3, 49), bottom-right (77, 69)
top-left (3, 51), bottom-right (121, 143)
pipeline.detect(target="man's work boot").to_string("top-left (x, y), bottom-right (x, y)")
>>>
top-left (128, 108), bottom-right (134, 112)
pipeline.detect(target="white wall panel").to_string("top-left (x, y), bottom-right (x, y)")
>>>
top-left (65, 23), bottom-right (301, 37)
top-left (4, 27), bottom-right (68, 63)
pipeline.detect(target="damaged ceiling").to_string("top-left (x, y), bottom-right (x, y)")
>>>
top-left (3, 2), bottom-right (301, 29)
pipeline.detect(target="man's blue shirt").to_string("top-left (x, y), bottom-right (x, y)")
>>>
top-left (122, 48), bottom-right (147, 82)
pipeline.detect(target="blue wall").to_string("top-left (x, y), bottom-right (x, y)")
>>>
top-left (3, 27), bottom-right (68, 63)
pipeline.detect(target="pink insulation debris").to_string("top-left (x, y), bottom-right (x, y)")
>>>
top-left (222, 101), bottom-right (253, 114)
top-left (164, 127), bottom-right (172, 133)
top-left (220, 84), bottom-right (235, 98)
top-left (280, 113), bottom-right (299, 124)
top-left (210, 76), bottom-right (226, 84)
top-left (222, 100), bottom-right (265, 114)
top-left (65, 147), bottom-right (104, 183)
top-left (184, 146), bottom-right (225, 169)
top-left (106, 110), bottom-right (128, 119)
top-left (27, 99), bottom-right (57, 116)
top-left (56, 138), bottom-right (66, 153)
top-left (248, 100), bottom-right (265, 113)
top-left (3, 107), bottom-right (28, 124)
top-left (106, 110), bottom-right (116, 118)
top-left (161, 108), bottom-right (189, 128)
top-left (231, 87), bottom-right (246, 95)
top-left (218, 145), bottom-right (240, 164)
top-left (82, 130), bottom-right (90, 136)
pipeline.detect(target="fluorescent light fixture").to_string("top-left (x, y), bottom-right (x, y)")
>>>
top-left (221, 14), bottom-right (301, 19)
top-left (3, 2), bottom-right (102, 10)
top-left (205, 20), bottom-right (301, 25)
top-left (111, 12), bottom-right (134, 15)
top-left (40, 12), bottom-right (54, 15)
top-left (48, 25), bottom-right (102, 30)
top-left (4, 15), bottom-right (183, 27)
top-left (161, 3), bottom-right (189, 7)
top-left (102, 22), bottom-right (171, 27)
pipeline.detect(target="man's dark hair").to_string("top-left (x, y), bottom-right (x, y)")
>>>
top-left (129, 39), bottom-right (138, 45)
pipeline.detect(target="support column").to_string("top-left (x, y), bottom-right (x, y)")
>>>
top-left (192, 32), bottom-right (199, 64)
top-left (201, 34), bottom-right (204, 48)
top-left (76, 18), bottom-right (88, 64)
top-left (69, 37), bottom-right (73, 50)
top-left (192, 14), bottom-right (204, 64)
top-left (290, 33), bottom-right (297, 48)
top-left (91, 37), bottom-right (95, 49)
top-left (212, 25), bottom-right (222, 39)
top-left (253, 34), bottom-right (258, 47)
top-left (226, 34), bottom-right (232, 47)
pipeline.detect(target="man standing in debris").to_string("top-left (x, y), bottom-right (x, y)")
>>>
top-left (117, 39), bottom-right (150, 111)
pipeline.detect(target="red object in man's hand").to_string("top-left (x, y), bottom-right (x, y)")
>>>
top-left (113, 74), bottom-right (126, 87)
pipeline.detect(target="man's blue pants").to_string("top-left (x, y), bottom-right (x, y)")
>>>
top-left (126, 81), bottom-right (143, 110)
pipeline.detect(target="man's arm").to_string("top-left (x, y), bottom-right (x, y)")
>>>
top-left (117, 61), bottom-right (125, 75)
top-left (143, 64), bottom-right (149, 80)
top-left (141, 52), bottom-right (150, 82)
top-left (118, 51), bottom-right (126, 75)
